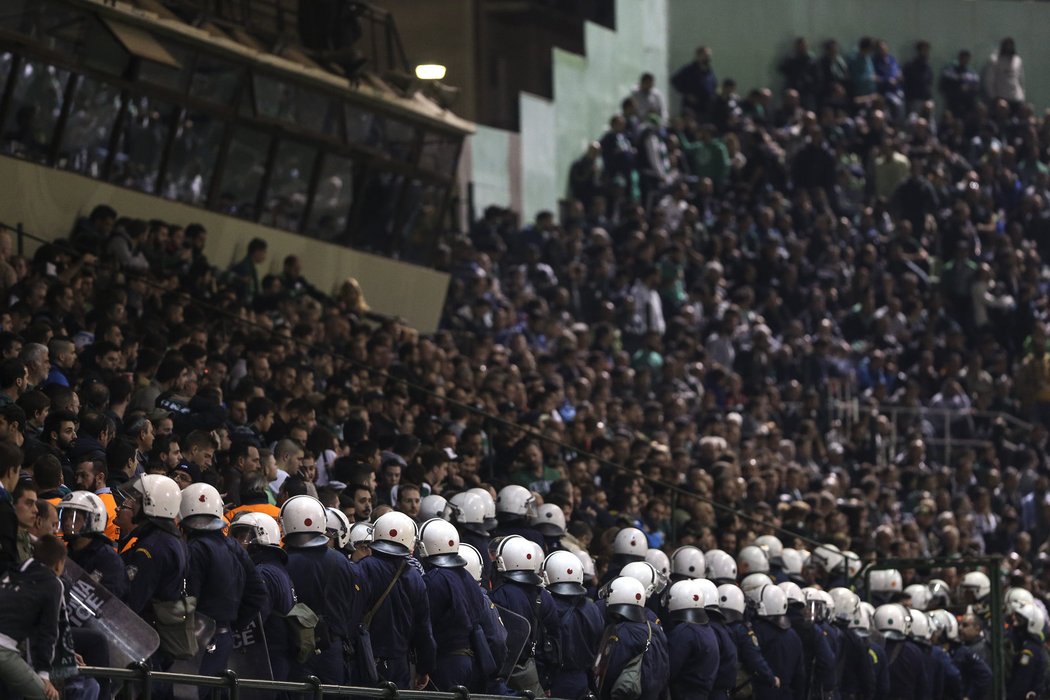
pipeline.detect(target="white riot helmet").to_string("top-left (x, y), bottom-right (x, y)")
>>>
top-left (577, 549), bottom-right (597, 584)
top-left (1014, 602), bottom-right (1046, 637)
top-left (850, 604), bottom-right (873, 637)
top-left (671, 546), bottom-right (706, 580)
top-left (280, 495), bottom-right (329, 548)
top-left (738, 545), bottom-right (770, 576)
top-left (909, 610), bottom-right (932, 643)
top-left (612, 527), bottom-right (649, 561)
top-left (1005, 587), bottom-right (1035, 614)
top-left (645, 549), bottom-right (671, 594)
top-left (696, 578), bottom-right (720, 612)
top-left (928, 609), bottom-right (958, 641)
top-left (869, 568), bottom-right (903, 600)
top-left (803, 587), bottom-right (831, 623)
top-left (230, 511), bottom-right (282, 548)
top-left (325, 508), bottom-right (352, 549)
top-left (418, 517), bottom-right (466, 567)
top-left (810, 544), bottom-right (845, 577)
top-left (928, 579), bottom-right (951, 608)
top-left (842, 551), bottom-right (862, 580)
top-left (959, 571), bottom-right (991, 604)
top-left (718, 583), bottom-right (747, 622)
top-left (179, 483), bottom-right (226, 531)
top-left (781, 548), bottom-right (804, 581)
top-left (494, 535), bottom-right (543, 585)
top-left (756, 585), bottom-right (789, 618)
top-left (459, 543), bottom-right (484, 584)
top-left (450, 491), bottom-right (489, 535)
top-left (127, 474), bottom-right (181, 520)
top-left (667, 580), bottom-right (709, 623)
top-left (58, 491), bottom-right (108, 539)
top-left (620, 561), bottom-right (661, 600)
top-left (742, 573), bottom-right (775, 605)
top-left (543, 550), bottom-right (586, 596)
top-left (420, 495), bottom-right (458, 523)
top-left (605, 576), bottom-right (648, 622)
top-left (778, 581), bottom-right (805, 607)
top-left (828, 587), bottom-right (859, 623)
top-left (873, 603), bottom-right (910, 640)
top-left (349, 522), bottom-right (374, 549)
top-left (496, 485), bottom-right (536, 519)
top-left (531, 503), bottom-right (567, 537)
top-left (905, 583), bottom-right (932, 611)
top-left (467, 488), bottom-right (498, 532)
top-left (371, 511), bottom-right (419, 557)
top-left (706, 549), bottom-right (738, 584)
top-left (754, 535), bottom-right (784, 566)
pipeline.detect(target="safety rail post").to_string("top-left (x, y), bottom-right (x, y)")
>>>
top-left (380, 680), bottom-right (401, 699)
top-left (519, 691), bottom-right (535, 700)
top-left (134, 660), bottom-right (152, 700)
top-left (451, 684), bottom-right (470, 700)
top-left (307, 674), bottom-right (325, 700)
top-left (222, 669), bottom-right (240, 700)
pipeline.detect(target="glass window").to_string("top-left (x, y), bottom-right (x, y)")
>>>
top-left (356, 170), bottom-right (405, 255)
top-left (419, 132), bottom-right (461, 178)
top-left (3, 1), bottom-right (84, 59)
top-left (1, 60), bottom-right (70, 163)
top-left (139, 42), bottom-right (194, 94)
top-left (364, 117), bottom-right (416, 162)
top-left (162, 111), bottom-right (225, 205)
top-left (395, 179), bottom-right (447, 264)
top-left (216, 129), bottom-right (270, 220)
top-left (306, 154), bottom-right (355, 242)
top-left (109, 95), bottom-right (177, 193)
top-left (345, 103), bottom-right (375, 144)
top-left (190, 55), bottom-right (242, 104)
top-left (56, 76), bottom-right (122, 178)
top-left (254, 74), bottom-right (296, 123)
top-left (260, 140), bottom-right (317, 232)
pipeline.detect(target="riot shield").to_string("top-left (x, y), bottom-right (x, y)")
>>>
top-left (227, 615), bottom-right (275, 696)
top-left (494, 604), bottom-right (531, 678)
top-left (61, 558), bottom-right (160, 668)
top-left (170, 613), bottom-right (217, 700)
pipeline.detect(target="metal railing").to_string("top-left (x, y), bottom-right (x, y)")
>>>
top-left (80, 663), bottom-right (577, 700)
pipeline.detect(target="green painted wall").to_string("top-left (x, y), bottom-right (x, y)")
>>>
top-left (667, 0), bottom-right (1050, 113)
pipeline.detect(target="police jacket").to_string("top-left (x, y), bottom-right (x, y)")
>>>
top-left (70, 534), bottom-right (128, 600)
top-left (1007, 638), bottom-right (1048, 700)
top-left (752, 616), bottom-right (805, 700)
top-left (598, 617), bottom-right (670, 700)
top-left (357, 552), bottom-right (436, 672)
top-left (930, 643), bottom-right (961, 700)
top-left (424, 565), bottom-right (482, 651)
top-left (552, 593), bottom-right (605, 670)
top-left (285, 543), bottom-right (360, 640)
top-left (727, 618), bottom-right (777, 688)
top-left (668, 615), bottom-right (720, 700)
top-left (491, 577), bottom-right (561, 659)
top-left (951, 641), bottom-right (992, 700)
top-left (121, 519), bottom-right (187, 617)
top-left (786, 606), bottom-right (835, 695)
top-left (479, 587), bottom-right (508, 671)
top-left (709, 615), bottom-right (740, 692)
top-left (834, 624), bottom-right (876, 700)
top-left (250, 545), bottom-right (294, 656)
top-left (885, 638), bottom-right (931, 700)
top-left (186, 529), bottom-right (267, 628)
top-left (0, 558), bottom-right (63, 673)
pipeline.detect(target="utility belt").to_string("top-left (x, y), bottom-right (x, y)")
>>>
top-left (448, 648), bottom-right (473, 657)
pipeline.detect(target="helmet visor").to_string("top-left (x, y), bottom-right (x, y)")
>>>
top-left (804, 600), bottom-right (826, 623)
top-left (59, 508), bottom-right (89, 537)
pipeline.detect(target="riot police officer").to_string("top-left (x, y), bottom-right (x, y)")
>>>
top-left (451, 491), bottom-right (492, 583)
top-left (459, 542), bottom-right (508, 690)
top-left (1008, 602), bottom-right (1048, 700)
top-left (666, 579), bottom-right (719, 700)
top-left (717, 583), bottom-right (779, 696)
top-left (118, 474), bottom-right (189, 697)
top-left (418, 517), bottom-right (490, 691)
top-left (873, 603), bottom-right (930, 699)
top-left (783, 583), bottom-right (835, 699)
top-left (596, 576), bottom-right (669, 700)
top-left (543, 549), bottom-right (604, 699)
top-left (754, 536), bottom-right (787, 584)
top-left (531, 502), bottom-right (567, 554)
top-left (701, 578), bottom-right (738, 700)
top-left (492, 485), bottom-right (545, 549)
top-left (181, 483), bottom-right (267, 695)
top-left (598, 527), bottom-right (650, 588)
top-left (356, 510), bottom-right (435, 689)
top-left (706, 549), bottom-right (738, 586)
top-left (929, 608), bottom-right (991, 700)
top-left (325, 507), bottom-right (353, 558)
top-left (490, 534), bottom-right (560, 696)
top-left (751, 585), bottom-right (805, 699)
top-left (59, 491), bottom-right (127, 598)
top-left (827, 587), bottom-right (876, 700)
top-left (737, 544), bottom-right (771, 580)
top-left (229, 512), bottom-right (296, 683)
top-left (909, 609), bottom-right (960, 699)
top-left (281, 495), bottom-right (361, 685)
top-left (868, 568), bottom-right (903, 606)
top-left (669, 545), bottom-right (706, 583)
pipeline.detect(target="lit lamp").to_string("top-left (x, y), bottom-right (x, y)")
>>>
top-left (415, 64), bottom-right (447, 80)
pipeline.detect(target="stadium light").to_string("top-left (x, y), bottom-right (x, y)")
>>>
top-left (414, 64), bottom-right (446, 80)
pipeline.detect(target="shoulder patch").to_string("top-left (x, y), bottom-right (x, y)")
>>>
top-left (868, 648), bottom-right (879, 664)
top-left (1020, 651), bottom-right (1031, 666)
top-left (134, 547), bottom-right (152, 559)
top-left (749, 631), bottom-right (760, 647)
top-left (126, 565), bottom-right (139, 581)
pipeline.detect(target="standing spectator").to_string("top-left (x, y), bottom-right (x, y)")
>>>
top-left (568, 142), bottom-right (603, 206)
top-left (848, 37), bottom-right (877, 100)
top-left (671, 47), bottom-right (717, 119)
top-left (626, 266), bottom-right (666, 350)
top-left (599, 116), bottom-right (637, 193)
top-left (0, 443), bottom-right (20, 570)
top-left (779, 38), bottom-right (820, 110)
top-left (940, 50), bottom-right (980, 119)
top-left (872, 40), bottom-right (904, 119)
top-left (630, 73), bottom-right (668, 124)
top-left (229, 238), bottom-right (268, 305)
top-left (817, 40), bottom-right (849, 105)
top-left (983, 37), bottom-right (1025, 107)
top-left (902, 41), bottom-right (934, 115)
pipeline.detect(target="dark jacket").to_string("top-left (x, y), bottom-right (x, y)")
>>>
top-left (0, 558), bottom-right (63, 673)
top-left (0, 486), bottom-right (18, 572)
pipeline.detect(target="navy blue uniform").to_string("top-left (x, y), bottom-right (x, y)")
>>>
top-left (870, 640), bottom-right (890, 699)
top-left (598, 619), bottom-right (669, 700)
top-left (71, 534), bottom-right (127, 599)
top-left (951, 642), bottom-right (992, 700)
top-left (186, 530), bottom-right (267, 695)
top-left (752, 617), bottom-right (805, 700)
top-left (424, 565), bottom-right (486, 691)
top-left (885, 639), bottom-right (930, 700)
top-left (668, 618), bottom-right (719, 700)
top-left (357, 553), bottom-right (436, 689)
top-left (1007, 638), bottom-right (1047, 700)
top-left (728, 619), bottom-right (777, 690)
top-left (709, 617), bottom-right (739, 700)
top-left (478, 587), bottom-right (508, 686)
top-left (834, 626), bottom-right (876, 700)
top-left (286, 544), bottom-right (361, 684)
top-left (930, 644), bottom-right (960, 700)
top-left (786, 607), bottom-right (835, 697)
top-left (550, 594), bottom-right (604, 699)
top-left (491, 578), bottom-right (561, 692)
top-left (249, 547), bottom-right (295, 682)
